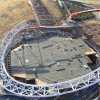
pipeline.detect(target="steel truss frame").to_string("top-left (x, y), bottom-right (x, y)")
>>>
top-left (0, 21), bottom-right (100, 98)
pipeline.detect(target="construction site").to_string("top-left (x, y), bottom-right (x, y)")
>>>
top-left (0, 0), bottom-right (100, 100)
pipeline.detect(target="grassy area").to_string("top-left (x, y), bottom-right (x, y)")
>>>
top-left (75, 0), bottom-right (100, 7)
top-left (80, 0), bottom-right (100, 4)
top-left (0, 0), bottom-right (33, 39)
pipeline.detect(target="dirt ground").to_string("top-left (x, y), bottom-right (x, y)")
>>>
top-left (0, 0), bottom-right (33, 39)
top-left (41, 0), bottom-right (63, 21)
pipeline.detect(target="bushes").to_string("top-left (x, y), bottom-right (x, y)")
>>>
top-left (72, 12), bottom-right (95, 21)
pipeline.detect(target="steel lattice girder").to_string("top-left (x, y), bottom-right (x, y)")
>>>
top-left (0, 21), bottom-right (100, 97)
